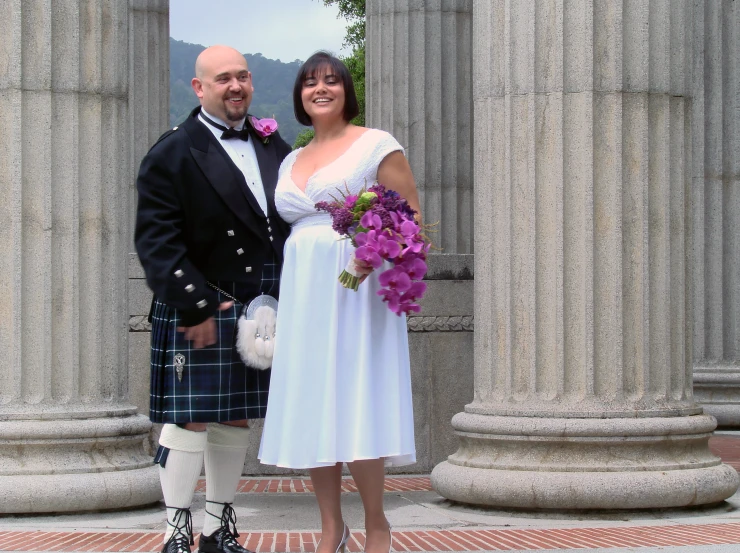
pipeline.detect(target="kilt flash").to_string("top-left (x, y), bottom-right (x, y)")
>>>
top-left (149, 262), bottom-right (279, 424)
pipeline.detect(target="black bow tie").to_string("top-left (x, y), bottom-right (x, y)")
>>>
top-left (220, 127), bottom-right (250, 141)
top-left (200, 112), bottom-right (250, 141)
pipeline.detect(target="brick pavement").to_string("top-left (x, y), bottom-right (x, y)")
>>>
top-left (1, 436), bottom-right (739, 552)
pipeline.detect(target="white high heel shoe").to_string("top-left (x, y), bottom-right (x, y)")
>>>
top-left (363, 523), bottom-right (392, 553)
top-left (319, 523), bottom-right (350, 553)
top-left (337, 523), bottom-right (350, 553)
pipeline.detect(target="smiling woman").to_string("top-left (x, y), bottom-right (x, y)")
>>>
top-left (259, 50), bottom-right (420, 553)
top-left (293, 52), bottom-right (359, 127)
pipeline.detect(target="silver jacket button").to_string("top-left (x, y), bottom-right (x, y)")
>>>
top-left (174, 269), bottom-right (184, 278)
top-left (185, 284), bottom-right (195, 293)
top-left (237, 248), bottom-right (244, 255)
top-left (245, 267), bottom-right (253, 273)
top-left (197, 299), bottom-right (208, 308)
top-left (227, 230), bottom-right (235, 236)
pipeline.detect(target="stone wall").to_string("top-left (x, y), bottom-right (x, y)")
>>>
top-left (128, 253), bottom-right (474, 474)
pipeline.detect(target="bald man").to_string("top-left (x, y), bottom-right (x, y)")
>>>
top-left (135, 45), bottom-right (292, 553)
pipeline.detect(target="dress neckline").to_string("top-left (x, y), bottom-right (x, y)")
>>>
top-left (289, 129), bottom-right (373, 193)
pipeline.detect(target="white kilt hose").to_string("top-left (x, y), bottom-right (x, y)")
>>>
top-left (149, 259), bottom-right (279, 424)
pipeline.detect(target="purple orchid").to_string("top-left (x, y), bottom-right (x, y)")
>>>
top-left (402, 281), bottom-right (427, 300)
top-left (377, 288), bottom-right (402, 314)
top-left (250, 117), bottom-right (278, 143)
top-left (360, 210), bottom-right (383, 231)
top-left (378, 267), bottom-right (412, 293)
top-left (355, 230), bottom-right (402, 265)
top-left (354, 231), bottom-right (384, 269)
top-left (315, 182), bottom-right (431, 305)
top-left (400, 258), bottom-right (428, 280)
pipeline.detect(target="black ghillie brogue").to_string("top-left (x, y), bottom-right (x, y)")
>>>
top-left (161, 507), bottom-right (194, 553)
top-left (198, 502), bottom-right (255, 553)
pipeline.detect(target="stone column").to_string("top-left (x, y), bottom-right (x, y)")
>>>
top-left (366, 0), bottom-right (473, 253)
top-left (691, 1), bottom-right (740, 426)
top-left (431, 0), bottom-right (739, 509)
top-left (128, 0), bottom-right (170, 422)
top-left (0, 0), bottom-right (162, 513)
top-left (129, 0), bottom-right (169, 248)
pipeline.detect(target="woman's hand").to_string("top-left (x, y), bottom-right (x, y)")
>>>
top-left (354, 258), bottom-right (373, 285)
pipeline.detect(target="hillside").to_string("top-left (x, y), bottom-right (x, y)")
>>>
top-left (170, 38), bottom-right (306, 146)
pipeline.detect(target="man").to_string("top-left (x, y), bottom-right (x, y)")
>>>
top-left (135, 45), bottom-right (291, 553)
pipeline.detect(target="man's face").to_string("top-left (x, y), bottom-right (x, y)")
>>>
top-left (193, 56), bottom-right (253, 123)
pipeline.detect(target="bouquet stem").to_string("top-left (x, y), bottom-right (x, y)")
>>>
top-left (339, 251), bottom-right (362, 291)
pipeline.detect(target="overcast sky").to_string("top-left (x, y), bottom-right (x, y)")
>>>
top-left (169, 0), bottom-right (349, 62)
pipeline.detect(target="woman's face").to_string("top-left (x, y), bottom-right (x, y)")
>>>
top-left (301, 67), bottom-right (346, 123)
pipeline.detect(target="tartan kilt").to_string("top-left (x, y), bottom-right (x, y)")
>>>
top-left (149, 261), bottom-right (279, 424)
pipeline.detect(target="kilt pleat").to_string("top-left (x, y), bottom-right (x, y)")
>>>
top-left (149, 299), bottom-right (171, 419)
top-left (149, 258), bottom-right (279, 424)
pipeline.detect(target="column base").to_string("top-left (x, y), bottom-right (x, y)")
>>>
top-left (0, 407), bottom-right (162, 513)
top-left (431, 412), bottom-right (740, 510)
top-left (694, 364), bottom-right (740, 428)
top-left (0, 467), bottom-right (161, 513)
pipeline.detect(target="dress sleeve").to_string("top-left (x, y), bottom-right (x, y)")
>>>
top-left (367, 130), bottom-right (405, 182)
top-left (373, 130), bottom-right (405, 162)
top-left (278, 149), bottom-right (299, 180)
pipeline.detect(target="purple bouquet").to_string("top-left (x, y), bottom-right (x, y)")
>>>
top-left (316, 184), bottom-right (431, 315)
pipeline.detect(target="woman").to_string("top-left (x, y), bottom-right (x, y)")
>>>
top-left (258, 51), bottom-right (420, 553)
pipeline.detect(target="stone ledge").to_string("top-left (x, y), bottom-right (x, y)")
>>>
top-left (407, 316), bottom-right (473, 332)
top-left (425, 253), bottom-right (474, 280)
top-left (129, 315), bottom-right (475, 333)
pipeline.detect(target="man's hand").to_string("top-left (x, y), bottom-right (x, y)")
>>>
top-left (176, 301), bottom-right (234, 348)
top-left (354, 258), bottom-right (374, 285)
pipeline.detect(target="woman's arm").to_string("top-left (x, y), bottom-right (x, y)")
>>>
top-left (377, 151), bottom-right (422, 223)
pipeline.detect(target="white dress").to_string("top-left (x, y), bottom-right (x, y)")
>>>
top-left (258, 129), bottom-right (416, 469)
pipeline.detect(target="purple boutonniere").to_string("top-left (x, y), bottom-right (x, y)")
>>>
top-left (251, 116), bottom-right (278, 144)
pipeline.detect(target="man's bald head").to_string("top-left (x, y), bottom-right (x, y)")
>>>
top-left (195, 45), bottom-right (248, 79)
top-left (191, 45), bottom-right (253, 123)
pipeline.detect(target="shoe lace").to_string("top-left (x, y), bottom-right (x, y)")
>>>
top-left (165, 506), bottom-right (194, 549)
top-left (205, 500), bottom-right (240, 542)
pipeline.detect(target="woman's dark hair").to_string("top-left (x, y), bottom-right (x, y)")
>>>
top-left (293, 51), bottom-right (359, 126)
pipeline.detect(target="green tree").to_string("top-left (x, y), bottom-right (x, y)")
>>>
top-left (293, 129), bottom-right (315, 149)
top-left (323, 0), bottom-right (366, 127)
top-left (323, 0), bottom-right (365, 50)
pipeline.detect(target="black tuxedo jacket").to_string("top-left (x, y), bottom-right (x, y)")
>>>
top-left (135, 106), bottom-right (292, 326)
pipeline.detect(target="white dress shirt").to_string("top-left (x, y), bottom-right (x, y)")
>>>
top-left (199, 109), bottom-right (268, 215)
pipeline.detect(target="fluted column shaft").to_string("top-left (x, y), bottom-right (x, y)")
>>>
top-left (127, 0), bottom-right (169, 417)
top-left (0, 0), bottom-right (164, 513)
top-left (129, 0), bottom-right (169, 247)
top-left (432, 0), bottom-right (739, 509)
top-left (691, 0), bottom-right (740, 426)
top-left (367, 0), bottom-right (473, 253)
